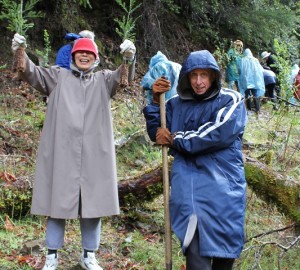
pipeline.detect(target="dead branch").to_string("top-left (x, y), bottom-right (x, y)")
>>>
top-left (245, 223), bottom-right (299, 243)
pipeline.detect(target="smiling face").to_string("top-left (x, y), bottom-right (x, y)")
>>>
top-left (189, 68), bottom-right (214, 95)
top-left (74, 50), bottom-right (96, 71)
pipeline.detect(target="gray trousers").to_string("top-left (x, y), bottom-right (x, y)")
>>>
top-left (186, 229), bottom-right (235, 270)
top-left (45, 217), bottom-right (101, 251)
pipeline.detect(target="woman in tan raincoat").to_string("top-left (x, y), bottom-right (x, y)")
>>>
top-left (12, 34), bottom-right (136, 270)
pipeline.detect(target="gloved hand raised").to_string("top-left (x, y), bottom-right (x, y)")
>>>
top-left (12, 33), bottom-right (27, 52)
top-left (152, 77), bottom-right (171, 104)
top-left (156, 128), bottom-right (174, 146)
top-left (120, 39), bottom-right (136, 61)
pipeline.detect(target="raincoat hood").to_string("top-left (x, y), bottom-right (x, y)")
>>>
top-left (177, 50), bottom-right (221, 100)
top-left (244, 48), bottom-right (253, 57)
top-left (149, 51), bottom-right (169, 67)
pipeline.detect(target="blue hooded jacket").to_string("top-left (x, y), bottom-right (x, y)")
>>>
top-left (55, 43), bottom-right (73, 69)
top-left (143, 50), bottom-right (247, 258)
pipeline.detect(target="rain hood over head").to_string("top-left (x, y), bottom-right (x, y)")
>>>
top-left (177, 50), bottom-right (221, 100)
top-left (141, 51), bottom-right (181, 104)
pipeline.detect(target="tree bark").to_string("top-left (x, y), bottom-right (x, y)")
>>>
top-left (118, 165), bottom-right (163, 207)
top-left (243, 156), bottom-right (300, 223)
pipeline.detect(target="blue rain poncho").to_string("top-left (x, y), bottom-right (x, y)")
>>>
top-left (141, 51), bottom-right (181, 104)
top-left (238, 49), bottom-right (265, 97)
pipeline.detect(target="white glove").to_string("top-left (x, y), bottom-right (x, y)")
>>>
top-left (12, 33), bottom-right (27, 52)
top-left (120, 39), bottom-right (136, 61)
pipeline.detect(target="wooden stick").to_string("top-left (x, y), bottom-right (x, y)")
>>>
top-left (159, 93), bottom-right (172, 270)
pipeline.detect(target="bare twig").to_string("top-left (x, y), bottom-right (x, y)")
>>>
top-left (245, 223), bottom-right (299, 243)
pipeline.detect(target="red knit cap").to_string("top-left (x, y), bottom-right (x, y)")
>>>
top-left (71, 38), bottom-right (99, 59)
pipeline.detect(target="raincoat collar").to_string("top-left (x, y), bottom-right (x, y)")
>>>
top-left (70, 59), bottom-right (100, 79)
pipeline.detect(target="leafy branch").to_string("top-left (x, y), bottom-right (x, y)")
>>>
top-left (114, 0), bottom-right (141, 42)
top-left (35, 29), bottom-right (51, 67)
top-left (0, 0), bottom-right (44, 35)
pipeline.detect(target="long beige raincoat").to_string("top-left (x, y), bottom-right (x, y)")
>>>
top-left (19, 54), bottom-right (135, 219)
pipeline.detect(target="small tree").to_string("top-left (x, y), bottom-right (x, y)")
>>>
top-left (36, 29), bottom-right (51, 67)
top-left (273, 39), bottom-right (293, 100)
top-left (114, 0), bottom-right (141, 87)
top-left (0, 0), bottom-right (44, 72)
top-left (0, 0), bottom-right (43, 35)
top-left (114, 0), bottom-right (141, 42)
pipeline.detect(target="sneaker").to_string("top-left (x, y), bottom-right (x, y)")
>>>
top-left (80, 252), bottom-right (103, 270)
top-left (42, 253), bottom-right (58, 270)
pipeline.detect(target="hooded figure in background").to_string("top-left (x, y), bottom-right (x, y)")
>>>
top-left (141, 51), bottom-right (181, 104)
top-left (239, 48), bottom-right (265, 115)
top-left (293, 68), bottom-right (300, 101)
top-left (143, 50), bottom-right (247, 270)
top-left (225, 40), bottom-right (243, 91)
top-left (290, 64), bottom-right (300, 102)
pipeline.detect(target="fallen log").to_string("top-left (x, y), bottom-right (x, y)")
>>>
top-left (118, 166), bottom-right (163, 207)
top-left (1, 156), bottom-right (299, 222)
top-left (244, 156), bottom-right (300, 223)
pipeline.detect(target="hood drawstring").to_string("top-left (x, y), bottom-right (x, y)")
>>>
top-left (79, 71), bottom-right (84, 80)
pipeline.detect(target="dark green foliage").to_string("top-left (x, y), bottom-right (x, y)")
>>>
top-left (176, 0), bottom-right (299, 56)
top-left (0, 183), bottom-right (32, 218)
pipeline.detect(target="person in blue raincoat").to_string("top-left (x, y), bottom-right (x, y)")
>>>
top-left (238, 48), bottom-right (265, 115)
top-left (143, 50), bottom-right (247, 270)
top-left (141, 51), bottom-right (181, 104)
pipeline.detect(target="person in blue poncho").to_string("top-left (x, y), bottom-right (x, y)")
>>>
top-left (225, 40), bottom-right (243, 91)
top-left (141, 51), bottom-right (181, 104)
top-left (55, 30), bottom-right (95, 69)
top-left (143, 50), bottom-right (247, 270)
top-left (238, 48), bottom-right (265, 115)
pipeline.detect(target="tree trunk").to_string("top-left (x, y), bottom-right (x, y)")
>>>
top-left (1, 156), bottom-right (299, 222)
top-left (118, 165), bottom-right (163, 207)
top-left (117, 155), bottom-right (300, 223)
top-left (244, 156), bottom-right (300, 223)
